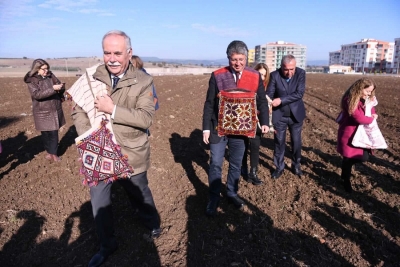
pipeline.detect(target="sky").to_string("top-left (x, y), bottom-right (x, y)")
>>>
top-left (0, 0), bottom-right (399, 61)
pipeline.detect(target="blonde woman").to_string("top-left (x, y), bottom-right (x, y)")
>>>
top-left (337, 78), bottom-right (378, 193)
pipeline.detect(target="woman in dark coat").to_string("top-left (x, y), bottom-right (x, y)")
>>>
top-left (337, 78), bottom-right (377, 193)
top-left (24, 59), bottom-right (66, 162)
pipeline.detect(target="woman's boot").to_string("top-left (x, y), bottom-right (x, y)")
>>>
top-left (248, 167), bottom-right (263, 186)
top-left (341, 158), bottom-right (353, 193)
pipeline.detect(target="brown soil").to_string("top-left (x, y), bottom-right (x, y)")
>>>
top-left (0, 74), bottom-right (399, 267)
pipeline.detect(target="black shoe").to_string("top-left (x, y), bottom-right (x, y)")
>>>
top-left (271, 169), bottom-right (283, 179)
top-left (248, 168), bottom-right (263, 186)
top-left (291, 166), bottom-right (303, 177)
top-left (241, 166), bottom-right (249, 179)
top-left (151, 228), bottom-right (162, 239)
top-left (205, 198), bottom-right (219, 217)
top-left (88, 245), bottom-right (118, 267)
top-left (228, 195), bottom-right (245, 209)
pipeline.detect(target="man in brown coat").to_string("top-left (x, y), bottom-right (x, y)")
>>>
top-left (70, 30), bottom-right (160, 267)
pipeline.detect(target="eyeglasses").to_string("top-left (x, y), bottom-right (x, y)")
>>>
top-left (40, 67), bottom-right (48, 71)
top-left (229, 57), bottom-right (246, 63)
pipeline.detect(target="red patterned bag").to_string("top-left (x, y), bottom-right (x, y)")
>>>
top-left (218, 89), bottom-right (258, 138)
top-left (75, 117), bottom-right (134, 186)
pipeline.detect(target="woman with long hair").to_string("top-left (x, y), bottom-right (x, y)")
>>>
top-left (337, 78), bottom-right (378, 193)
top-left (241, 63), bottom-right (270, 185)
top-left (24, 59), bottom-right (66, 162)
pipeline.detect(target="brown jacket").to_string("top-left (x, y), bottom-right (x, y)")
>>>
top-left (71, 63), bottom-right (155, 174)
top-left (24, 72), bottom-right (66, 131)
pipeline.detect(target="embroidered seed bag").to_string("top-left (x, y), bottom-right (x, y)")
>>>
top-left (67, 64), bottom-right (134, 186)
top-left (217, 89), bottom-right (258, 138)
top-left (351, 96), bottom-right (387, 149)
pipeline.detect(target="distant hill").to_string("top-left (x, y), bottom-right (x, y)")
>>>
top-left (141, 57), bottom-right (227, 66)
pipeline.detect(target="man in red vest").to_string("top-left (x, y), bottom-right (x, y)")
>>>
top-left (202, 40), bottom-right (270, 217)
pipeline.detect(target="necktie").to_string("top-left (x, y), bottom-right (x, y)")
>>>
top-left (112, 76), bottom-right (120, 89)
top-left (235, 72), bottom-right (240, 86)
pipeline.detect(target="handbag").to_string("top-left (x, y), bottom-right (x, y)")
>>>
top-left (335, 111), bottom-right (344, 124)
top-left (217, 89), bottom-right (258, 138)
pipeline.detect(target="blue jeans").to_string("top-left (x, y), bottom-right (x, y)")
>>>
top-left (208, 136), bottom-right (246, 199)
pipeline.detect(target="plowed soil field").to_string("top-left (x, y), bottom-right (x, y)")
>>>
top-left (1, 73), bottom-right (399, 266)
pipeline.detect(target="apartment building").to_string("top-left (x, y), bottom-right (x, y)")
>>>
top-left (329, 51), bottom-right (341, 65)
top-left (247, 48), bottom-right (255, 66)
top-left (393, 38), bottom-right (400, 74)
top-left (330, 38), bottom-right (395, 73)
top-left (255, 41), bottom-right (307, 70)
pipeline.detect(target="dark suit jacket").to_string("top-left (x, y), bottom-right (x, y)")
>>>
top-left (266, 67), bottom-right (306, 124)
top-left (202, 67), bottom-right (269, 144)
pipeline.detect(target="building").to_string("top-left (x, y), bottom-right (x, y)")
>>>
top-left (247, 48), bottom-right (255, 66)
top-left (392, 38), bottom-right (400, 74)
top-left (329, 51), bottom-right (341, 65)
top-left (255, 41), bottom-right (307, 70)
top-left (254, 44), bottom-right (267, 67)
top-left (326, 65), bottom-right (352, 74)
top-left (329, 38), bottom-right (395, 73)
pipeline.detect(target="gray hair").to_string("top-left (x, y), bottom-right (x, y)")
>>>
top-left (102, 30), bottom-right (132, 50)
top-left (281, 54), bottom-right (296, 65)
top-left (226, 40), bottom-right (248, 58)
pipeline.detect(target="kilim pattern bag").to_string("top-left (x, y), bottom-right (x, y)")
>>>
top-left (217, 89), bottom-right (258, 138)
top-left (75, 116), bottom-right (134, 186)
top-left (67, 65), bottom-right (134, 186)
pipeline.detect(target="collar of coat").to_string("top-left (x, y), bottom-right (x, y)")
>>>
top-left (93, 63), bottom-right (139, 90)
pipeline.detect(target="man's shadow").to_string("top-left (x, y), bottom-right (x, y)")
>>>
top-left (170, 129), bottom-right (351, 266)
top-left (0, 125), bottom-right (78, 179)
top-left (57, 125), bottom-right (78, 156)
top-left (0, 132), bottom-right (42, 178)
top-left (0, 197), bottom-right (161, 266)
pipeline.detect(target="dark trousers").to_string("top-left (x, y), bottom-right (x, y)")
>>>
top-left (341, 150), bottom-right (369, 181)
top-left (242, 129), bottom-right (262, 169)
top-left (273, 116), bottom-right (303, 171)
top-left (41, 130), bottom-right (59, 155)
top-left (89, 171), bottom-right (160, 253)
top-left (209, 136), bottom-right (246, 199)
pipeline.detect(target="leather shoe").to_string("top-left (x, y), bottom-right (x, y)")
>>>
top-left (228, 195), bottom-right (245, 209)
top-left (291, 167), bottom-right (303, 177)
top-left (88, 245), bottom-right (117, 267)
top-left (271, 169), bottom-right (283, 179)
top-left (151, 228), bottom-right (162, 239)
top-left (205, 198), bottom-right (219, 217)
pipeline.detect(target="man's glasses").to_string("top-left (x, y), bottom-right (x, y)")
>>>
top-left (229, 57), bottom-right (246, 63)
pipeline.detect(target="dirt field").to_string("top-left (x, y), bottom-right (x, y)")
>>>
top-left (0, 73), bottom-right (399, 266)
